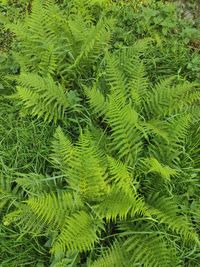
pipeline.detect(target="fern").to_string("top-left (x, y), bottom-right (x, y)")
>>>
top-left (129, 60), bottom-right (148, 110)
top-left (144, 78), bottom-right (199, 119)
top-left (26, 192), bottom-right (78, 230)
top-left (51, 126), bottom-right (74, 170)
top-left (107, 156), bottom-right (136, 193)
top-left (65, 131), bottom-right (108, 200)
top-left (92, 229), bottom-right (180, 267)
top-left (147, 193), bottom-right (199, 243)
top-left (106, 97), bottom-right (143, 165)
top-left (96, 187), bottom-right (148, 221)
top-left (51, 129), bottom-right (109, 200)
top-left (8, 0), bottom-right (62, 75)
top-left (143, 157), bottom-right (177, 181)
top-left (82, 46), bottom-right (200, 265)
top-left (15, 73), bottom-right (70, 122)
top-left (52, 211), bottom-right (102, 254)
top-left (69, 19), bottom-right (110, 74)
top-left (16, 173), bottom-right (56, 195)
top-left (2, 3), bottom-right (200, 265)
top-left (3, 191), bottom-right (103, 254)
top-left (122, 231), bottom-right (179, 267)
top-left (105, 53), bottom-right (127, 100)
top-left (91, 240), bottom-right (128, 267)
top-left (84, 83), bottom-right (108, 116)
top-left (7, 0), bottom-right (111, 81)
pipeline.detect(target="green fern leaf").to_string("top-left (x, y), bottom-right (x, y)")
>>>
top-left (143, 157), bottom-right (177, 181)
top-left (16, 73), bottom-right (69, 122)
top-left (52, 211), bottom-right (103, 253)
top-left (96, 187), bottom-right (148, 221)
top-left (66, 131), bottom-right (108, 200)
top-left (91, 240), bottom-right (128, 267)
top-left (106, 97), bottom-right (142, 165)
top-left (148, 194), bottom-right (199, 243)
top-left (51, 126), bottom-right (74, 171)
top-left (107, 156), bottom-right (137, 193)
top-left (84, 84), bottom-right (108, 116)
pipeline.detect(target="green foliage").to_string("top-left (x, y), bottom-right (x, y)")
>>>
top-left (110, 0), bottom-right (200, 80)
top-left (0, 225), bottom-right (49, 267)
top-left (15, 73), bottom-right (70, 122)
top-left (0, 98), bottom-right (54, 172)
top-left (7, 0), bottom-right (111, 81)
top-left (3, 45), bottom-right (200, 265)
top-left (0, 0), bottom-right (200, 266)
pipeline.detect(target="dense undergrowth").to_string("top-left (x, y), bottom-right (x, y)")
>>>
top-left (0, 0), bottom-right (200, 266)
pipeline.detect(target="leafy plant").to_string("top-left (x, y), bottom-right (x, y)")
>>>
top-left (2, 42), bottom-right (200, 265)
top-left (7, 0), bottom-right (111, 79)
top-left (0, 0), bottom-right (200, 266)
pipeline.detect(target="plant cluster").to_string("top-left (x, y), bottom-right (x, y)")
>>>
top-left (0, 0), bottom-right (200, 266)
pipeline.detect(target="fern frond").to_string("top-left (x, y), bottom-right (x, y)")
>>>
top-left (123, 232), bottom-right (177, 267)
top-left (169, 83), bottom-right (200, 115)
top-left (143, 157), bottom-right (177, 181)
top-left (84, 84), bottom-right (108, 116)
top-left (107, 156), bottom-right (137, 193)
top-left (16, 73), bottom-right (69, 122)
top-left (67, 0), bottom-right (95, 23)
top-left (147, 114), bottom-right (191, 163)
top-left (105, 54), bottom-right (127, 101)
top-left (145, 78), bottom-right (199, 119)
top-left (106, 97), bottom-right (142, 165)
top-left (167, 114), bottom-right (191, 147)
top-left (38, 48), bottom-right (58, 76)
top-left (96, 187), bottom-right (148, 221)
top-left (28, 192), bottom-right (83, 230)
top-left (144, 77), bottom-right (174, 119)
top-left (8, 0), bottom-right (62, 75)
top-left (69, 19), bottom-right (110, 75)
top-left (16, 173), bottom-right (55, 195)
top-left (146, 116), bottom-right (191, 165)
top-left (68, 16), bottom-right (89, 44)
top-left (119, 38), bottom-right (151, 63)
top-left (4, 192), bottom-right (104, 254)
top-left (128, 61), bottom-right (148, 109)
top-left (52, 211), bottom-right (103, 254)
top-left (3, 191), bottom-right (84, 234)
top-left (119, 47), bottom-right (148, 105)
top-left (67, 132), bottom-right (108, 200)
top-left (118, 39), bottom-right (150, 102)
top-left (143, 119), bottom-right (169, 142)
top-left (51, 126), bottom-right (74, 170)
top-left (91, 240), bottom-right (128, 267)
top-left (147, 194), bottom-right (199, 243)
